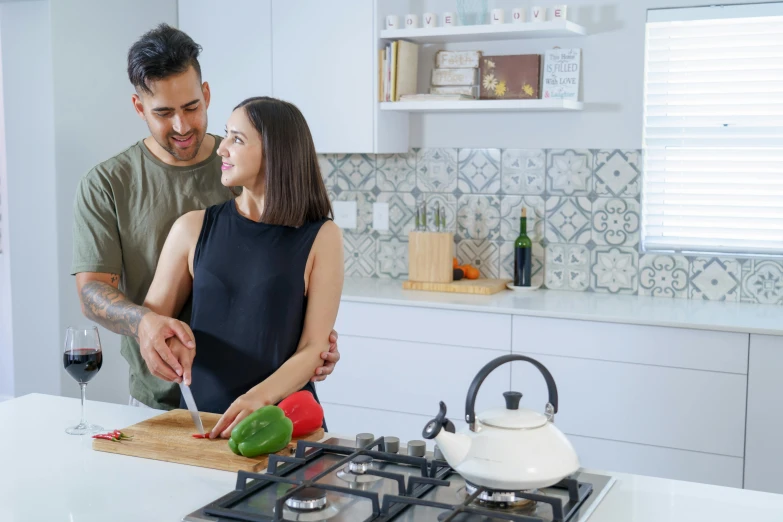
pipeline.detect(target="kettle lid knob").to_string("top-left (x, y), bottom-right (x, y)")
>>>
top-left (503, 391), bottom-right (523, 410)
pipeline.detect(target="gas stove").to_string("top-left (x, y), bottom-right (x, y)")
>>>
top-left (183, 434), bottom-right (616, 522)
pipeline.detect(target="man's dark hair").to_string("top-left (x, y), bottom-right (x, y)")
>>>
top-left (127, 23), bottom-right (202, 95)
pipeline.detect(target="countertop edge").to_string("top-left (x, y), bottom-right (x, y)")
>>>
top-left (338, 280), bottom-right (783, 336)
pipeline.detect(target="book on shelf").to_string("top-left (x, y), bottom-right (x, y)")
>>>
top-left (379, 40), bottom-right (419, 102)
top-left (430, 85), bottom-right (479, 97)
top-left (431, 67), bottom-right (478, 86)
top-left (479, 54), bottom-right (541, 100)
top-left (399, 93), bottom-right (474, 102)
top-left (435, 50), bottom-right (482, 69)
top-left (542, 48), bottom-right (581, 100)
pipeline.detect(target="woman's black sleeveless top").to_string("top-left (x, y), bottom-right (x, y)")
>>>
top-left (183, 199), bottom-right (329, 417)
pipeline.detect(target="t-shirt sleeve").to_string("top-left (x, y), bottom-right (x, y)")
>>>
top-left (70, 170), bottom-right (123, 275)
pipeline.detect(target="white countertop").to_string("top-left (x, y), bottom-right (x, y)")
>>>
top-left (341, 277), bottom-right (783, 336)
top-left (4, 393), bottom-right (783, 521)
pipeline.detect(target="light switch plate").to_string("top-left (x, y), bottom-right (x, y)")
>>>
top-left (373, 202), bottom-right (389, 231)
top-left (333, 201), bottom-right (357, 230)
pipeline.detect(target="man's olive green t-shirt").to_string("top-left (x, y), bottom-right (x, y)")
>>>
top-left (71, 135), bottom-right (233, 409)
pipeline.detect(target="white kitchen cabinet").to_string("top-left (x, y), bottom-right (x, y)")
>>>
top-left (745, 334), bottom-right (783, 494)
top-left (271, 0), bottom-right (408, 153)
top-left (512, 316), bottom-right (749, 374)
top-left (177, 0), bottom-right (273, 136)
top-left (326, 297), bottom-right (776, 489)
top-left (335, 301), bottom-right (511, 351)
top-left (570, 433), bottom-right (744, 488)
top-left (511, 353), bottom-right (747, 458)
top-left (317, 335), bottom-right (511, 419)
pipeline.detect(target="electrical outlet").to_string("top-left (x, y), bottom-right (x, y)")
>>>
top-left (373, 202), bottom-right (389, 231)
top-left (332, 201), bottom-right (357, 230)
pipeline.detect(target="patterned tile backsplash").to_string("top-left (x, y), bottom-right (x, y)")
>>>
top-left (319, 148), bottom-right (783, 306)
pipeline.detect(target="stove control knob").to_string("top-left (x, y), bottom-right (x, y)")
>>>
top-left (356, 433), bottom-right (375, 448)
top-left (383, 436), bottom-right (400, 454)
top-left (433, 444), bottom-right (445, 461)
top-left (407, 440), bottom-right (426, 457)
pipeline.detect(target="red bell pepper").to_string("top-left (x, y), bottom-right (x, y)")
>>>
top-left (278, 390), bottom-right (323, 438)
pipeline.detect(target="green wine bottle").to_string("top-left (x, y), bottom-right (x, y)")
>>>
top-left (514, 208), bottom-right (532, 287)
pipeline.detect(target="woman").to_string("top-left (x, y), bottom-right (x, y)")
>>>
top-left (142, 96), bottom-right (343, 439)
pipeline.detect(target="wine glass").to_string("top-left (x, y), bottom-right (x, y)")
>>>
top-left (63, 326), bottom-right (104, 435)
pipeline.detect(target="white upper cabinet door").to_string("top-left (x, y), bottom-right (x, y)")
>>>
top-left (178, 0), bottom-right (273, 137)
top-left (272, 0), bottom-right (373, 153)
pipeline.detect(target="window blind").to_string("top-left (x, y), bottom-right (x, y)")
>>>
top-left (643, 4), bottom-right (783, 255)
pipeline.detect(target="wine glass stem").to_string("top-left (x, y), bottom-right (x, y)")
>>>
top-left (79, 382), bottom-right (87, 427)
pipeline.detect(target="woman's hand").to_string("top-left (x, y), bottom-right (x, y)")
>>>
top-left (311, 329), bottom-right (341, 382)
top-left (167, 335), bottom-right (196, 386)
top-left (209, 389), bottom-right (271, 439)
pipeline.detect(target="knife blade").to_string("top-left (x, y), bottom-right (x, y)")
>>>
top-left (179, 382), bottom-right (205, 435)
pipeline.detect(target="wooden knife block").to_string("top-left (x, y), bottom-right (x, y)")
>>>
top-left (408, 231), bottom-right (454, 283)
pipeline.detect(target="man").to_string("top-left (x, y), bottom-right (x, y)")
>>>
top-left (71, 23), bottom-right (340, 410)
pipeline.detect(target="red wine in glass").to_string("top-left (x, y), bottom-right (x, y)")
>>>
top-left (63, 349), bottom-right (103, 383)
top-left (64, 327), bottom-right (104, 435)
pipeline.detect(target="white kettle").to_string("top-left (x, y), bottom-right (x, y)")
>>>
top-left (422, 354), bottom-right (579, 491)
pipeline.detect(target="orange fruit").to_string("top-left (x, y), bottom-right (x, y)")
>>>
top-left (453, 257), bottom-right (459, 268)
top-left (465, 266), bottom-right (480, 280)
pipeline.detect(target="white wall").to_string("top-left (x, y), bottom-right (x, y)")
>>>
top-left (178, 0), bottom-right (273, 137)
top-left (50, 0), bottom-right (177, 403)
top-left (0, 0), bottom-right (60, 398)
top-left (410, 0), bottom-right (765, 149)
top-left (0, 18), bottom-right (11, 401)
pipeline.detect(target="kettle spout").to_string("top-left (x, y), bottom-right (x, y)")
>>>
top-left (422, 401), bottom-right (471, 467)
top-left (434, 430), bottom-right (471, 468)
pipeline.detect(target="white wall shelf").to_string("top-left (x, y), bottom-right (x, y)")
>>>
top-left (380, 99), bottom-right (583, 113)
top-left (379, 20), bottom-right (587, 44)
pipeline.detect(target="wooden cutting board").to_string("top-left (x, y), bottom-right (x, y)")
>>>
top-left (92, 409), bottom-right (324, 473)
top-left (403, 278), bottom-right (510, 295)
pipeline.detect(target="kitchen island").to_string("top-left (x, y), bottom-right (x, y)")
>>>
top-left (2, 393), bottom-right (783, 521)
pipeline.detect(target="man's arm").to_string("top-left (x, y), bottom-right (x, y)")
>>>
top-left (75, 272), bottom-right (193, 382)
top-left (77, 272), bottom-right (148, 338)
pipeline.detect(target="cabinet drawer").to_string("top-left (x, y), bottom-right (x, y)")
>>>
top-left (570, 434), bottom-right (743, 488)
top-left (336, 301), bottom-right (511, 350)
top-left (317, 336), bottom-right (510, 417)
top-left (512, 316), bottom-right (748, 373)
top-left (511, 354), bottom-right (746, 457)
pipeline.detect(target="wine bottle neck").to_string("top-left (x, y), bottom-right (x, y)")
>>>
top-left (519, 217), bottom-right (528, 236)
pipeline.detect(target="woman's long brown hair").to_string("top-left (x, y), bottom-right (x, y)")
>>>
top-left (235, 96), bottom-right (333, 227)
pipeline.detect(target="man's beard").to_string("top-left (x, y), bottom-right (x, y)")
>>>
top-left (157, 131), bottom-right (204, 162)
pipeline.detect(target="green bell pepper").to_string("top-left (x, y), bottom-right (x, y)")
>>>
top-left (229, 405), bottom-right (293, 458)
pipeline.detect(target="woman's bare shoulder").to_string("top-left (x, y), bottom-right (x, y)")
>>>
top-left (314, 219), bottom-right (342, 246)
top-left (169, 210), bottom-right (206, 244)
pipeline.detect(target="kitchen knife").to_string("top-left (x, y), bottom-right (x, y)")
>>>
top-left (179, 382), bottom-right (205, 435)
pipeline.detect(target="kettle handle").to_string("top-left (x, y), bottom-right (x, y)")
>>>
top-left (465, 354), bottom-right (558, 431)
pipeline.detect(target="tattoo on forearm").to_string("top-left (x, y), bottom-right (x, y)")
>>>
top-left (80, 282), bottom-right (150, 339)
top-left (110, 274), bottom-right (119, 285)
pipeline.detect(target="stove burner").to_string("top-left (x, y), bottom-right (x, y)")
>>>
top-left (348, 454), bottom-right (372, 474)
top-left (465, 483), bottom-right (536, 508)
top-left (336, 455), bottom-right (382, 484)
top-left (285, 487), bottom-right (328, 511)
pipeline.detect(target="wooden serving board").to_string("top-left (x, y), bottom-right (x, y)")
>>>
top-left (92, 409), bottom-right (324, 473)
top-left (402, 278), bottom-right (510, 295)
